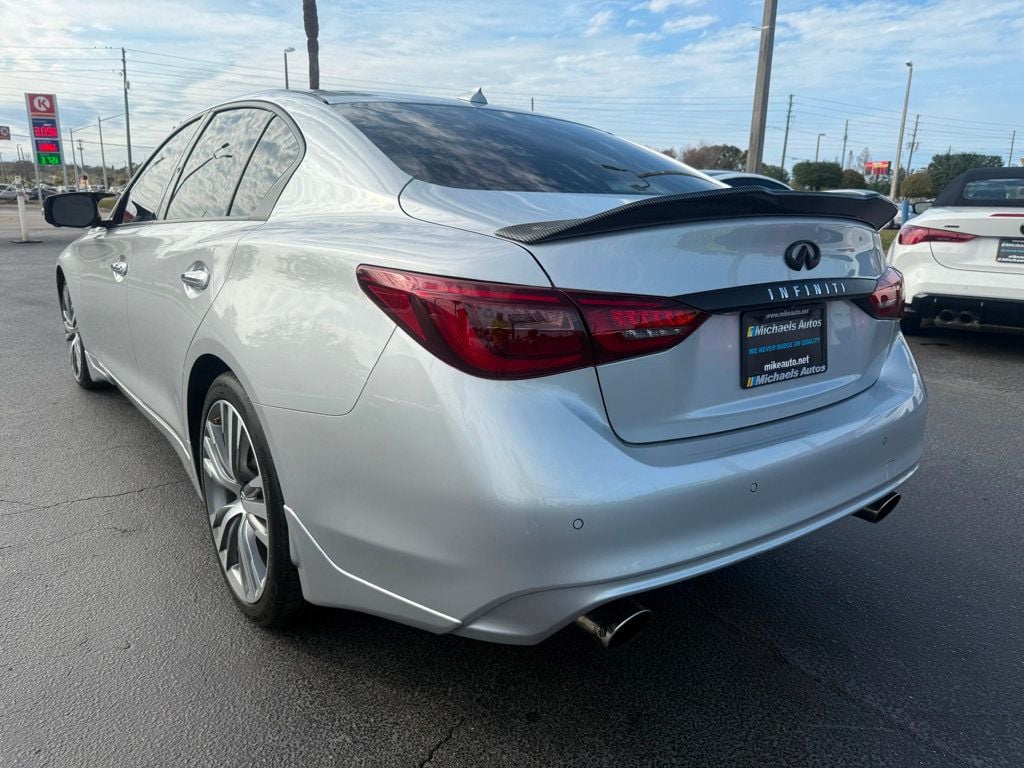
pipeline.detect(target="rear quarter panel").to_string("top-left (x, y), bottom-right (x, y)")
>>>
top-left (192, 215), bottom-right (551, 416)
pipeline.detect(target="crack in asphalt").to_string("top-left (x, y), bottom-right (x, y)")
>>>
top-left (0, 479), bottom-right (191, 520)
top-left (693, 597), bottom-right (982, 768)
top-left (418, 717), bottom-right (466, 768)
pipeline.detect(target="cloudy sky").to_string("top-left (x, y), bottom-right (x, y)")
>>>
top-left (1, 0), bottom-right (1021, 174)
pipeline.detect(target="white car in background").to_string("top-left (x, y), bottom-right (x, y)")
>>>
top-left (889, 168), bottom-right (1024, 334)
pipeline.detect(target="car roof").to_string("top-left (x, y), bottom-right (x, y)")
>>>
top-left (212, 88), bottom-right (539, 117)
top-left (703, 170), bottom-right (781, 182)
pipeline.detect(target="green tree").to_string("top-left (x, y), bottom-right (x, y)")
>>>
top-left (681, 143), bottom-right (746, 171)
top-left (900, 171), bottom-right (935, 199)
top-left (760, 164), bottom-right (789, 184)
top-left (927, 152), bottom-right (1002, 194)
top-left (791, 161), bottom-right (843, 191)
top-left (841, 169), bottom-right (867, 189)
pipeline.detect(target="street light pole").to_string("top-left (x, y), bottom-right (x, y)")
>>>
top-left (745, 0), bottom-right (778, 173)
top-left (283, 46), bottom-right (295, 89)
top-left (890, 60), bottom-right (913, 200)
top-left (815, 133), bottom-right (826, 162)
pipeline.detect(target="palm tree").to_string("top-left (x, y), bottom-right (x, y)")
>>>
top-left (303, 0), bottom-right (319, 90)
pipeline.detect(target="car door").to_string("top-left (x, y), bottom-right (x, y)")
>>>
top-left (125, 106), bottom-right (302, 436)
top-left (75, 119), bottom-right (201, 392)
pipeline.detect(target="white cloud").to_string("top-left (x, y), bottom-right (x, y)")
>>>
top-left (0, 0), bottom-right (1020, 171)
top-left (585, 9), bottom-right (614, 37)
top-left (662, 14), bottom-right (716, 33)
top-left (642, 0), bottom-right (706, 13)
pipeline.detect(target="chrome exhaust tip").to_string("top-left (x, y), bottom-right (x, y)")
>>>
top-left (937, 309), bottom-right (956, 323)
top-left (853, 491), bottom-right (901, 524)
top-left (575, 599), bottom-right (652, 649)
top-left (959, 311), bottom-right (975, 325)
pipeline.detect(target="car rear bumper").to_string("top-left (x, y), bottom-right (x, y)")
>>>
top-left (259, 331), bottom-right (927, 644)
top-left (906, 294), bottom-right (1024, 330)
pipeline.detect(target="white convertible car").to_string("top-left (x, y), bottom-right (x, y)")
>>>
top-left (890, 167), bottom-right (1024, 334)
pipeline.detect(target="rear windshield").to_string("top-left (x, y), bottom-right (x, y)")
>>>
top-left (335, 102), bottom-right (719, 196)
top-left (962, 178), bottom-right (1024, 204)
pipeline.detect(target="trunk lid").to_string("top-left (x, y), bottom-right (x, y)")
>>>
top-left (401, 182), bottom-right (895, 442)
top-left (923, 207), bottom-right (1024, 275)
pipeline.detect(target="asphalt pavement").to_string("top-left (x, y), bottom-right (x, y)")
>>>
top-left (1, 205), bottom-right (1022, 767)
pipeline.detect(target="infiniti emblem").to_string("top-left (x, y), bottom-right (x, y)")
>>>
top-left (784, 240), bottom-right (822, 271)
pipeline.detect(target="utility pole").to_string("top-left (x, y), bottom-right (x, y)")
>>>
top-left (1009, 130), bottom-right (1017, 167)
top-left (77, 139), bottom-right (85, 174)
top-left (890, 60), bottom-right (913, 200)
top-left (97, 116), bottom-right (108, 190)
top-left (0, 151), bottom-right (7, 183)
top-left (840, 119), bottom-right (849, 169)
top-left (121, 47), bottom-right (134, 176)
top-left (745, 0), bottom-right (778, 173)
top-left (67, 129), bottom-right (79, 182)
top-left (779, 93), bottom-right (793, 170)
top-left (815, 132), bottom-right (826, 162)
top-left (905, 114), bottom-right (920, 173)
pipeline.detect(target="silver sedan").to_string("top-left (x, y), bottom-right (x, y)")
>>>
top-left (45, 90), bottom-right (926, 646)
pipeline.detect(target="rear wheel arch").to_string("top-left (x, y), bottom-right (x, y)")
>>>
top-left (187, 354), bottom-right (232, 475)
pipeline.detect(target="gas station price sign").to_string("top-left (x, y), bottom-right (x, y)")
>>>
top-left (32, 118), bottom-right (58, 139)
top-left (32, 118), bottom-right (63, 164)
top-left (24, 92), bottom-right (64, 168)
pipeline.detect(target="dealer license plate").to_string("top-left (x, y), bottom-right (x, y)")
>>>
top-left (741, 304), bottom-right (827, 389)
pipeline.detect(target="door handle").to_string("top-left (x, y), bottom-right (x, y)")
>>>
top-left (110, 260), bottom-right (128, 279)
top-left (180, 262), bottom-right (211, 292)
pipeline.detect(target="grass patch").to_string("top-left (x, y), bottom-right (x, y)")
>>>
top-left (880, 228), bottom-right (897, 253)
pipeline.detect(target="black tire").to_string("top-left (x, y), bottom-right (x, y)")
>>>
top-left (200, 373), bottom-right (304, 627)
top-left (59, 281), bottom-right (105, 390)
top-left (900, 316), bottom-right (921, 335)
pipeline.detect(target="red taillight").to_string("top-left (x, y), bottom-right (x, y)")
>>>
top-left (865, 267), bottom-right (904, 320)
top-left (898, 225), bottom-right (976, 245)
top-left (568, 293), bottom-right (708, 364)
top-left (357, 266), bottom-right (707, 379)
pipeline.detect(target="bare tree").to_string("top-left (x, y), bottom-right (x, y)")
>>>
top-left (303, 0), bottom-right (320, 90)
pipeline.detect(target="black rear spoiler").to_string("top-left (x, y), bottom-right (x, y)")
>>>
top-left (494, 187), bottom-right (897, 245)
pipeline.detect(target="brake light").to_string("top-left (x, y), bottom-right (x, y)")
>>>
top-left (568, 293), bottom-right (707, 364)
top-left (898, 225), bottom-right (976, 245)
top-left (357, 266), bottom-right (707, 379)
top-left (865, 267), bottom-right (904, 320)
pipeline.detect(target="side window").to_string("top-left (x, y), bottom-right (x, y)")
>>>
top-left (230, 117), bottom-right (301, 217)
top-left (165, 108), bottom-right (271, 220)
top-left (122, 120), bottom-right (200, 224)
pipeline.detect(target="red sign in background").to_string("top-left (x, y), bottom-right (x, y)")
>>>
top-left (26, 93), bottom-right (57, 117)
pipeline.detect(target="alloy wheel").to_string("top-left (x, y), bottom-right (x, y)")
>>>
top-left (60, 283), bottom-right (83, 379)
top-left (201, 400), bottom-right (270, 604)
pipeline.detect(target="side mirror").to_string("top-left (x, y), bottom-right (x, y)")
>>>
top-left (911, 201), bottom-right (932, 215)
top-left (43, 192), bottom-right (109, 229)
